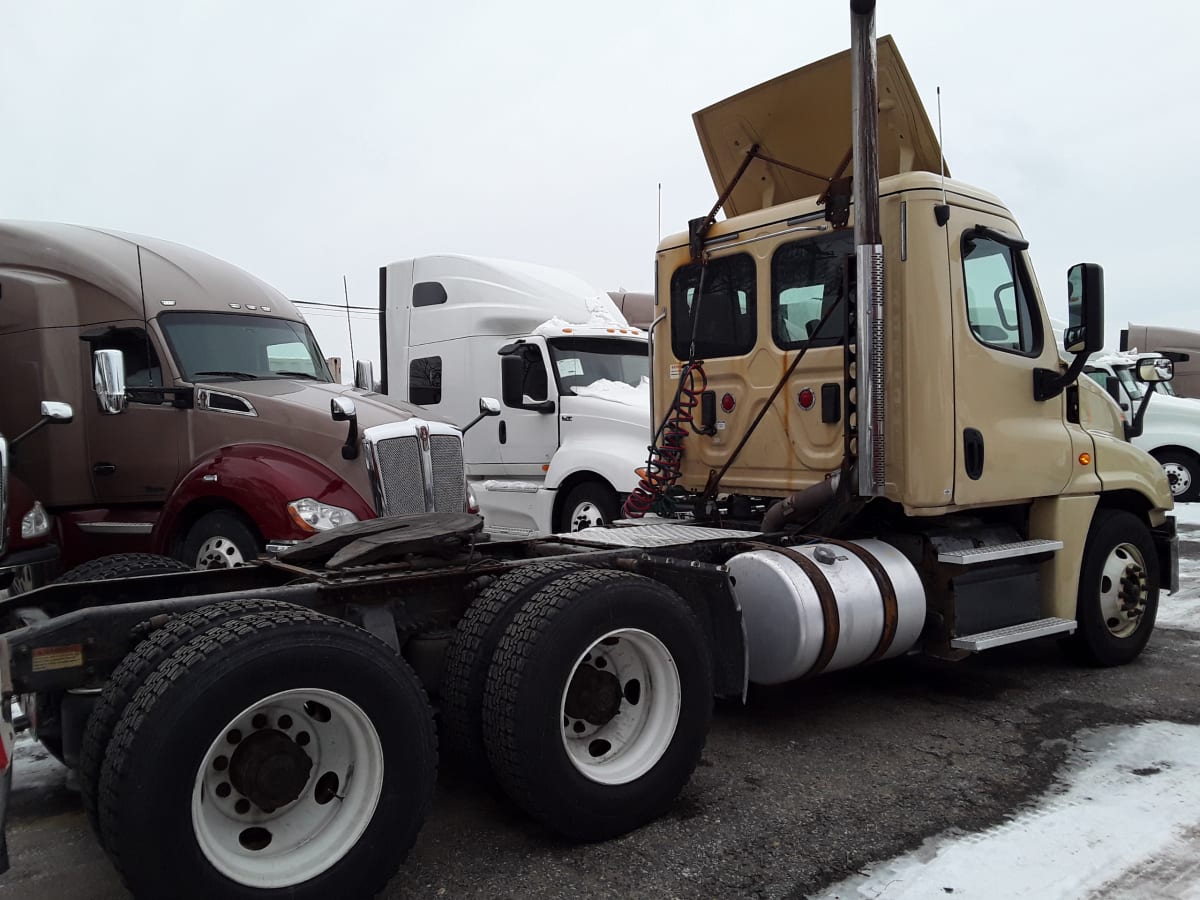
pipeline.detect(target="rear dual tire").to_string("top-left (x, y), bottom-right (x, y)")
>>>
top-left (481, 569), bottom-right (712, 841)
top-left (97, 606), bottom-right (435, 899)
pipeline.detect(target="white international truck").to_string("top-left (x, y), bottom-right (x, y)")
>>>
top-left (0, 4), bottom-right (1179, 899)
top-left (1087, 350), bottom-right (1200, 501)
top-left (376, 254), bottom-right (652, 536)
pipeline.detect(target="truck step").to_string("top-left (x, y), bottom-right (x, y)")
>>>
top-left (937, 539), bottom-right (1063, 565)
top-left (950, 616), bottom-right (1077, 651)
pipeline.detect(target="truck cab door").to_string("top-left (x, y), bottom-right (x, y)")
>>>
top-left (81, 324), bottom-right (182, 504)
top-left (497, 339), bottom-right (558, 471)
top-left (950, 217), bottom-right (1074, 505)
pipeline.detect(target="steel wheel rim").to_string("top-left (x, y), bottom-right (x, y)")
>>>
top-left (559, 628), bottom-right (681, 785)
top-left (1098, 541), bottom-right (1149, 638)
top-left (191, 688), bottom-right (384, 888)
top-left (569, 501), bottom-right (605, 532)
top-left (197, 536), bottom-right (246, 569)
top-left (1162, 462), bottom-right (1192, 497)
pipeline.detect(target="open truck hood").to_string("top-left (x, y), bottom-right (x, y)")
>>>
top-left (693, 35), bottom-right (946, 218)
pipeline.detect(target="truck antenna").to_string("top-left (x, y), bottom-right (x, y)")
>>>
top-left (934, 86), bottom-right (950, 227)
top-left (343, 275), bottom-right (356, 373)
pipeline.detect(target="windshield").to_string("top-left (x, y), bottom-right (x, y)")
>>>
top-left (1113, 365), bottom-right (1143, 401)
top-left (547, 337), bottom-right (648, 395)
top-left (158, 312), bottom-right (333, 382)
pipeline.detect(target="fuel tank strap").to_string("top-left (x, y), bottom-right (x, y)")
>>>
top-left (824, 538), bottom-right (899, 662)
top-left (752, 543), bottom-right (841, 678)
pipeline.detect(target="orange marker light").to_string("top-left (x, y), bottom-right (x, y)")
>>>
top-left (1078, 452), bottom-right (1091, 466)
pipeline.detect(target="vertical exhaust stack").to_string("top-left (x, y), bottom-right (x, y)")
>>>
top-left (851, 0), bottom-right (886, 497)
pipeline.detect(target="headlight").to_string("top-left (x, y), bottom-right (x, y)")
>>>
top-left (21, 502), bottom-right (50, 540)
top-left (286, 498), bottom-right (359, 533)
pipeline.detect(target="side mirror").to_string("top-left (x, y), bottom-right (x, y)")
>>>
top-left (354, 360), bottom-right (375, 391)
top-left (499, 353), bottom-right (555, 414)
top-left (330, 397), bottom-right (358, 460)
top-left (462, 396), bottom-right (503, 434)
top-left (1063, 263), bottom-right (1104, 355)
top-left (93, 349), bottom-right (128, 415)
top-left (1136, 355), bottom-right (1174, 384)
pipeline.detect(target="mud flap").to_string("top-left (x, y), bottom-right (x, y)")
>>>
top-left (1152, 518), bottom-right (1179, 595)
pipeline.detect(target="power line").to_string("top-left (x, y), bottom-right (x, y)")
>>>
top-left (293, 299), bottom-right (377, 312)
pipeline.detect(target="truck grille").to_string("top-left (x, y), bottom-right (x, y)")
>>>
top-left (429, 435), bottom-right (465, 512)
top-left (363, 421), bottom-right (466, 518)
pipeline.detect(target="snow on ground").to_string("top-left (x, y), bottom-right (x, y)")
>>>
top-left (1174, 504), bottom-right (1200, 529)
top-left (815, 721), bottom-right (1200, 900)
top-left (1158, 503), bottom-right (1200, 632)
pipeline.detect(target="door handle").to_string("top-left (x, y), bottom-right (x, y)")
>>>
top-left (94, 463), bottom-right (117, 476)
top-left (499, 420), bottom-right (507, 445)
top-left (963, 429), bottom-right (984, 480)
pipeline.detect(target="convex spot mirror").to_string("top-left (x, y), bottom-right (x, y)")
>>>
top-left (479, 397), bottom-right (501, 416)
top-left (331, 397), bottom-right (357, 421)
top-left (40, 401), bottom-right (74, 424)
top-left (1064, 263), bottom-right (1104, 355)
top-left (93, 349), bottom-right (128, 415)
top-left (1136, 355), bottom-right (1174, 384)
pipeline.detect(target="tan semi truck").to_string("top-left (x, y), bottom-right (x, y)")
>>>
top-left (1123, 322), bottom-right (1200, 399)
top-left (0, 222), bottom-right (475, 570)
top-left (0, 4), bottom-right (1178, 898)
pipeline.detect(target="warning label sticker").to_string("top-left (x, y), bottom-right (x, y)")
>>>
top-left (31, 645), bottom-right (84, 672)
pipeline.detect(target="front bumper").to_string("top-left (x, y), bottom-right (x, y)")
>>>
top-left (1152, 516), bottom-right (1179, 595)
top-left (0, 545), bottom-right (59, 601)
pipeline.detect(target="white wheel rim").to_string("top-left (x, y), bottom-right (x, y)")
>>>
top-left (196, 536), bottom-right (247, 569)
top-left (1162, 462), bottom-right (1192, 497)
top-left (1098, 542), bottom-right (1149, 638)
top-left (568, 501), bottom-right (606, 532)
top-left (191, 688), bottom-right (384, 889)
top-left (559, 628), bottom-right (681, 785)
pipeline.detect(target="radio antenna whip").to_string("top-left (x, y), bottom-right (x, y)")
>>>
top-left (934, 86), bottom-right (950, 226)
top-left (343, 275), bottom-right (356, 367)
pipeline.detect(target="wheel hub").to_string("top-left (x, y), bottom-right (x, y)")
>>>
top-left (228, 730), bottom-right (313, 811)
top-left (1162, 462), bottom-right (1191, 496)
top-left (564, 663), bottom-right (623, 726)
top-left (197, 536), bottom-right (245, 569)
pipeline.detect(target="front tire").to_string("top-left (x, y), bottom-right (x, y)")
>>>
top-left (1153, 449), bottom-right (1200, 502)
top-left (1066, 509), bottom-right (1159, 667)
top-left (556, 481), bottom-right (620, 533)
top-left (181, 510), bottom-right (262, 569)
top-left (481, 569), bottom-right (712, 841)
top-left (99, 607), bottom-right (436, 899)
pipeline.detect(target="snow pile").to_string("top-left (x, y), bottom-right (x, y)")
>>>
top-left (571, 376), bottom-right (650, 406)
top-left (815, 721), bottom-right (1200, 899)
top-left (532, 297), bottom-right (631, 336)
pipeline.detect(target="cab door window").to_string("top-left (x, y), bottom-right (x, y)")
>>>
top-left (85, 326), bottom-right (163, 386)
top-left (771, 231), bottom-right (854, 348)
top-left (961, 234), bottom-right (1042, 356)
top-left (669, 253), bottom-right (756, 360)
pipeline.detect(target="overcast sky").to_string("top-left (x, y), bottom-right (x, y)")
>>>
top-left (4, 0), bottom-right (1196, 371)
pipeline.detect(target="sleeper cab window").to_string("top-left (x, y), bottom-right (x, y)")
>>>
top-left (771, 231), bottom-right (854, 350)
top-left (961, 232), bottom-right (1042, 356)
top-left (409, 356), bottom-right (442, 405)
top-left (669, 253), bottom-right (756, 360)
